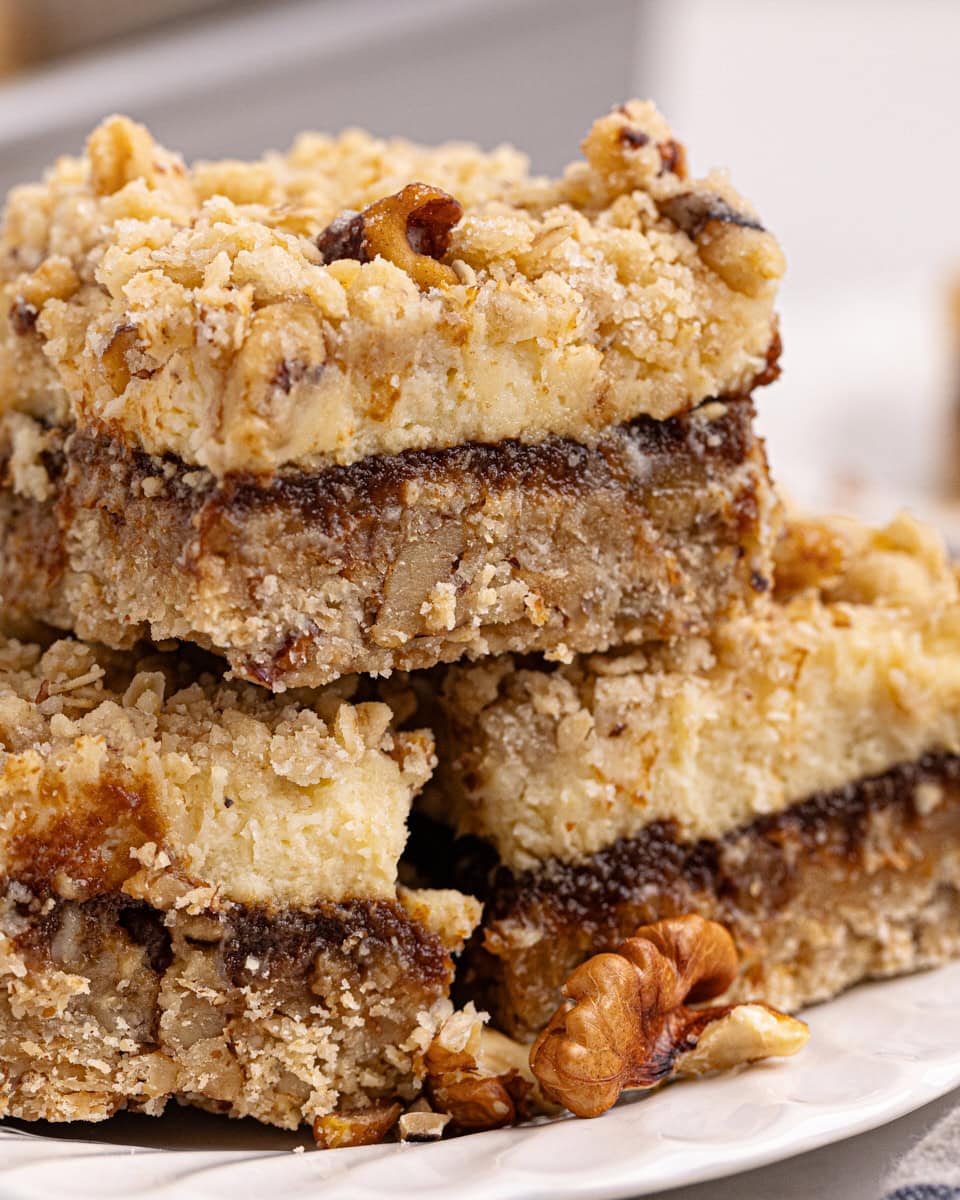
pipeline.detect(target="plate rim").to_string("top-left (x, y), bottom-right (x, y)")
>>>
top-left (2, 961), bottom-right (960, 1200)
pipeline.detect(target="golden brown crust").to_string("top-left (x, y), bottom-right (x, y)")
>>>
top-left (0, 103), bottom-right (782, 476)
top-left (0, 885), bottom-right (465, 1127)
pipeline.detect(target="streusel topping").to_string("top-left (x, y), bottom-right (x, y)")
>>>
top-left (0, 102), bottom-right (783, 475)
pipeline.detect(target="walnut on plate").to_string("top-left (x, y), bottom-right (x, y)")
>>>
top-left (312, 1101), bottom-right (402, 1149)
top-left (397, 1098), bottom-right (451, 1143)
top-left (425, 1007), bottom-right (544, 1131)
top-left (529, 914), bottom-right (809, 1119)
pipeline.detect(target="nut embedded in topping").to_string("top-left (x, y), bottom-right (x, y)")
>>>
top-left (362, 183), bottom-right (463, 290)
top-left (528, 915), bottom-right (809, 1119)
top-left (9, 298), bottom-right (38, 336)
top-left (98, 322), bottom-right (157, 395)
top-left (658, 192), bottom-right (785, 296)
top-left (658, 192), bottom-right (765, 240)
top-left (315, 183), bottom-right (463, 290)
top-left (656, 138), bottom-right (688, 178)
top-left (316, 211), bottom-right (366, 265)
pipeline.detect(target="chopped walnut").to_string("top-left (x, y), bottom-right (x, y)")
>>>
top-left (657, 138), bottom-right (688, 178)
top-left (8, 299), bottom-right (38, 336)
top-left (674, 1003), bottom-right (810, 1076)
top-left (315, 211), bottom-right (365, 264)
top-left (313, 1101), bottom-right (402, 1149)
top-left (426, 1012), bottom-right (538, 1130)
top-left (316, 183), bottom-right (463, 289)
top-left (528, 915), bottom-right (808, 1119)
top-left (659, 192), bottom-right (764, 240)
top-left (98, 322), bottom-right (154, 395)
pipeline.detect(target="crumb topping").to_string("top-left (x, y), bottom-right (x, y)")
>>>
top-left (0, 101), bottom-right (783, 475)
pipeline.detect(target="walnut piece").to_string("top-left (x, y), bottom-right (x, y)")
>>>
top-left (315, 211), bottom-right (366, 264)
top-left (658, 192), bottom-right (784, 297)
top-left (312, 1101), bottom-right (402, 1149)
top-left (9, 299), bottom-right (38, 336)
top-left (425, 1011), bottom-right (538, 1131)
top-left (316, 183), bottom-right (463, 290)
top-left (398, 1099), bottom-right (451, 1143)
top-left (674, 1003), bottom-right (810, 1076)
top-left (528, 915), bottom-right (809, 1119)
top-left (98, 322), bottom-right (154, 395)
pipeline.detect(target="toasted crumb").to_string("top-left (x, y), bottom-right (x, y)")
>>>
top-left (0, 102), bottom-right (781, 476)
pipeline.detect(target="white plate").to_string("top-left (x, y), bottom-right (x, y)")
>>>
top-left (1, 961), bottom-right (959, 1200)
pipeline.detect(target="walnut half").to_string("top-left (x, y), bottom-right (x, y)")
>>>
top-left (529, 915), bottom-right (808, 1119)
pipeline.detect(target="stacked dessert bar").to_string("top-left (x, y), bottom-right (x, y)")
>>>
top-left (0, 100), bottom-right (955, 1137)
top-left (427, 513), bottom-right (960, 1038)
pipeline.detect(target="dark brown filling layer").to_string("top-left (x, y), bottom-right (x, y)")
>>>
top-left (66, 395), bottom-right (763, 529)
top-left (217, 899), bottom-right (452, 987)
top-left (5, 889), bottom-right (453, 991)
top-left (485, 753), bottom-right (960, 925)
top-left (8, 893), bottom-right (171, 975)
top-left (424, 753), bottom-right (960, 1036)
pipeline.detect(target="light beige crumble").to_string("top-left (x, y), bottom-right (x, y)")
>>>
top-left (0, 101), bottom-right (782, 476)
top-left (0, 637), bottom-right (434, 904)
top-left (435, 514), bottom-right (960, 869)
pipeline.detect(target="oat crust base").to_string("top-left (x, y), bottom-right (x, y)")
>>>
top-left (0, 399), bottom-right (777, 687)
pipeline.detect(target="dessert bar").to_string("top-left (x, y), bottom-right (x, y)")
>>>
top-left (0, 101), bottom-right (782, 686)
top-left (0, 635), bottom-right (478, 1125)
